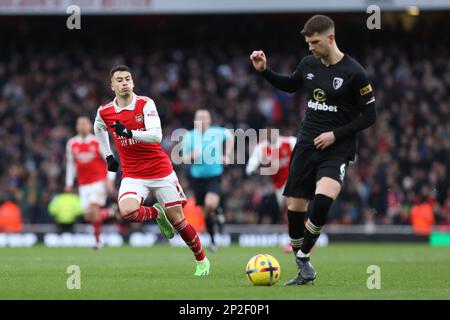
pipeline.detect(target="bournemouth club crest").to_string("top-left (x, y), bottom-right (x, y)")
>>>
top-left (333, 77), bottom-right (344, 90)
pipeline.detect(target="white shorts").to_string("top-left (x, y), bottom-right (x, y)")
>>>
top-left (79, 180), bottom-right (107, 212)
top-left (118, 171), bottom-right (187, 209)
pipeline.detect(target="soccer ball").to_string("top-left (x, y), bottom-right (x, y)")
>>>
top-left (246, 254), bottom-right (281, 286)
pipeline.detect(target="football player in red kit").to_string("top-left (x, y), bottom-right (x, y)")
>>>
top-left (94, 65), bottom-right (209, 276)
top-left (246, 128), bottom-right (297, 252)
top-left (65, 116), bottom-right (116, 250)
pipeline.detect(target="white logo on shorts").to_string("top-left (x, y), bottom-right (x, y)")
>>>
top-left (173, 180), bottom-right (184, 198)
top-left (339, 163), bottom-right (346, 182)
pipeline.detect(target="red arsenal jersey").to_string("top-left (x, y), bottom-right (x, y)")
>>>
top-left (97, 95), bottom-right (173, 180)
top-left (261, 137), bottom-right (296, 189)
top-left (66, 135), bottom-right (107, 185)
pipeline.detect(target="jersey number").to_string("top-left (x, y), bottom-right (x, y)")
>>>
top-left (339, 164), bottom-right (346, 182)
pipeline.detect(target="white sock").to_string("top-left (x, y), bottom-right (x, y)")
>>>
top-left (197, 257), bottom-right (208, 263)
top-left (296, 249), bottom-right (310, 259)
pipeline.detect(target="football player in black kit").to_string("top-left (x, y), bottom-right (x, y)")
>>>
top-left (250, 15), bottom-right (377, 285)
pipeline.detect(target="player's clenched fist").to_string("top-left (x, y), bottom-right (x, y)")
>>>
top-left (106, 155), bottom-right (119, 172)
top-left (250, 50), bottom-right (267, 72)
top-left (110, 120), bottom-right (133, 138)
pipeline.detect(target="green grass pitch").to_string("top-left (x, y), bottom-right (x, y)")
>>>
top-left (0, 243), bottom-right (449, 299)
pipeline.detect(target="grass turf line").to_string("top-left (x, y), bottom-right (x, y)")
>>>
top-left (0, 243), bottom-right (449, 299)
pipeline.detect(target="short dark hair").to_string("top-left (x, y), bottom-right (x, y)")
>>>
top-left (77, 115), bottom-right (91, 121)
top-left (109, 65), bottom-right (132, 79)
top-left (301, 15), bottom-right (335, 37)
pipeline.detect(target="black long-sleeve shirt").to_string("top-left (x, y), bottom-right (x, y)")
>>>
top-left (262, 54), bottom-right (376, 160)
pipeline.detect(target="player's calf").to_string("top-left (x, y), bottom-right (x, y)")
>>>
top-left (285, 193), bottom-right (334, 285)
top-left (87, 203), bottom-right (103, 248)
top-left (287, 208), bottom-right (307, 256)
top-left (167, 206), bottom-right (207, 264)
top-left (300, 193), bottom-right (333, 254)
top-left (215, 206), bottom-right (225, 234)
top-left (203, 205), bottom-right (217, 248)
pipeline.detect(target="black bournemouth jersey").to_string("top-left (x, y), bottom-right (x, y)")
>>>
top-left (262, 54), bottom-right (376, 160)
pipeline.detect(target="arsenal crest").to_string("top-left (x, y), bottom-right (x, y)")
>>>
top-left (135, 114), bottom-right (144, 123)
top-left (333, 77), bottom-right (344, 90)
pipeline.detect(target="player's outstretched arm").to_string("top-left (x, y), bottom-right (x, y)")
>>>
top-left (64, 140), bottom-right (76, 192)
top-left (250, 50), bottom-right (303, 93)
top-left (246, 143), bottom-right (262, 176)
top-left (94, 111), bottom-right (119, 172)
top-left (94, 111), bottom-right (114, 157)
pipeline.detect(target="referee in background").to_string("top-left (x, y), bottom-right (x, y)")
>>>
top-left (250, 15), bottom-right (377, 285)
top-left (182, 109), bottom-right (234, 252)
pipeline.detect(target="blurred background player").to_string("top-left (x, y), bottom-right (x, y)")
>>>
top-left (94, 65), bottom-right (209, 276)
top-left (65, 116), bottom-right (116, 250)
top-left (250, 15), bottom-right (377, 285)
top-left (182, 109), bottom-right (233, 252)
top-left (246, 127), bottom-right (297, 252)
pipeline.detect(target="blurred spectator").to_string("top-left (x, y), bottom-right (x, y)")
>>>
top-left (410, 196), bottom-right (435, 235)
top-left (0, 200), bottom-right (23, 233)
top-left (48, 192), bottom-right (83, 233)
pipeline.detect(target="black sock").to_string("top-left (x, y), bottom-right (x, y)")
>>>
top-left (287, 210), bottom-right (307, 255)
top-left (214, 207), bottom-right (225, 233)
top-left (300, 194), bottom-right (333, 255)
top-left (205, 216), bottom-right (215, 245)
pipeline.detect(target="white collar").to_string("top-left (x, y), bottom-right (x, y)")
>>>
top-left (114, 93), bottom-right (136, 112)
top-left (77, 134), bottom-right (94, 142)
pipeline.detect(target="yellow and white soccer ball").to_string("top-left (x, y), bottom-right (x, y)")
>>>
top-left (246, 254), bottom-right (281, 286)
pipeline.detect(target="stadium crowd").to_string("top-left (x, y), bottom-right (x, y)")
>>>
top-left (0, 15), bottom-right (449, 228)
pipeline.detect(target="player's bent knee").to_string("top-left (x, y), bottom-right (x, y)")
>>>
top-left (287, 197), bottom-right (309, 212)
top-left (118, 198), bottom-right (140, 216)
top-left (316, 177), bottom-right (341, 200)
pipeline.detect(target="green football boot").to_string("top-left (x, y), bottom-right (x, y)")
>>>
top-left (153, 203), bottom-right (175, 239)
top-left (194, 257), bottom-right (210, 276)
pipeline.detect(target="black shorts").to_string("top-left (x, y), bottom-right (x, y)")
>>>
top-left (283, 144), bottom-right (349, 200)
top-left (190, 175), bottom-right (222, 206)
